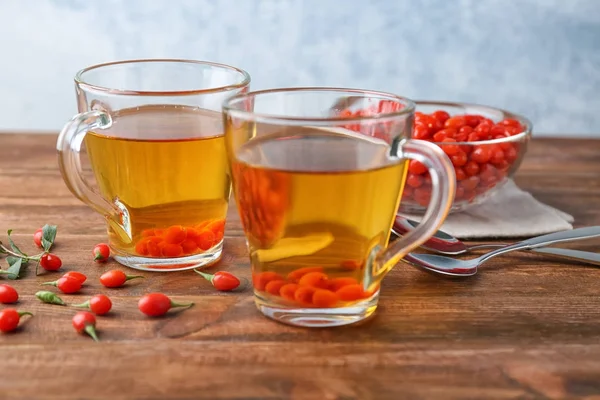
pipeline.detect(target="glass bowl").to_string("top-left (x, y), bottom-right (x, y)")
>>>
top-left (398, 101), bottom-right (533, 215)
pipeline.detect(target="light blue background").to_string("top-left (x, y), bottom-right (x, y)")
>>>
top-left (0, 0), bottom-right (599, 136)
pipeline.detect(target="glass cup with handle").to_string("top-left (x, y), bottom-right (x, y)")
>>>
top-left (222, 87), bottom-right (455, 327)
top-left (57, 59), bottom-right (250, 271)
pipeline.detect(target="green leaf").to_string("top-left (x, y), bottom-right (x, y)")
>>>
top-left (41, 224), bottom-right (57, 252)
top-left (6, 256), bottom-right (22, 280)
top-left (7, 229), bottom-right (27, 257)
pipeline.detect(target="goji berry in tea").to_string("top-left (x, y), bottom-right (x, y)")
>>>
top-left (297, 272), bottom-right (329, 289)
top-left (252, 271), bottom-right (284, 291)
top-left (161, 243), bottom-right (183, 257)
top-left (265, 280), bottom-right (287, 296)
top-left (294, 286), bottom-right (317, 305)
top-left (312, 289), bottom-right (339, 308)
top-left (364, 284), bottom-right (381, 298)
top-left (181, 239), bottom-right (198, 254)
top-left (231, 163), bottom-right (290, 247)
top-left (327, 277), bottom-right (360, 292)
top-left (196, 230), bottom-right (215, 251)
top-left (133, 220), bottom-right (226, 257)
top-left (206, 219), bottom-right (226, 238)
top-left (164, 225), bottom-right (187, 244)
top-left (286, 266), bottom-right (324, 282)
top-left (340, 260), bottom-right (363, 270)
top-left (336, 284), bottom-right (366, 302)
top-left (279, 283), bottom-right (299, 301)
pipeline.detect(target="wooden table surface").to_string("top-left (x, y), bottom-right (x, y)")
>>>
top-left (1, 134), bottom-right (600, 400)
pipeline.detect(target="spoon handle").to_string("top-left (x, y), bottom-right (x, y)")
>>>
top-left (520, 226), bottom-right (600, 248)
top-left (480, 226), bottom-right (600, 263)
top-left (532, 248), bottom-right (600, 266)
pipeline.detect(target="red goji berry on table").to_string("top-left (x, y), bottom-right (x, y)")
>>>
top-left (40, 253), bottom-right (62, 271)
top-left (42, 276), bottom-right (82, 294)
top-left (0, 284), bottom-right (19, 304)
top-left (0, 309), bottom-right (32, 333)
top-left (100, 270), bottom-right (144, 288)
top-left (194, 269), bottom-right (241, 292)
top-left (73, 294), bottom-right (112, 316)
top-left (62, 271), bottom-right (87, 284)
top-left (72, 311), bottom-right (99, 341)
top-left (138, 293), bottom-right (194, 317)
top-left (33, 228), bottom-right (43, 248)
top-left (92, 243), bottom-right (110, 263)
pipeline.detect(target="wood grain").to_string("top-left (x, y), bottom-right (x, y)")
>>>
top-left (0, 134), bottom-right (600, 399)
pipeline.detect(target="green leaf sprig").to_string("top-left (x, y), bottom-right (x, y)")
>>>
top-left (0, 224), bottom-right (58, 279)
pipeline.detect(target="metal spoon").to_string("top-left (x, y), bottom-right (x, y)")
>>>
top-left (393, 217), bottom-right (506, 255)
top-left (402, 226), bottom-right (600, 277)
top-left (394, 216), bottom-right (600, 266)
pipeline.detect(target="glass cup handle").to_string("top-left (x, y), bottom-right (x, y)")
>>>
top-left (56, 110), bottom-right (117, 217)
top-left (364, 139), bottom-right (456, 289)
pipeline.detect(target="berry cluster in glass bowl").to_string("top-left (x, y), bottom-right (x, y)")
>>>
top-left (400, 101), bottom-right (532, 214)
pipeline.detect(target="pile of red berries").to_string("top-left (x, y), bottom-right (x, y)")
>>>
top-left (337, 101), bottom-right (528, 209)
top-left (403, 110), bottom-right (527, 208)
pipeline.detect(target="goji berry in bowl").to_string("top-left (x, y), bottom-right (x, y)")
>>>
top-left (400, 101), bottom-right (532, 214)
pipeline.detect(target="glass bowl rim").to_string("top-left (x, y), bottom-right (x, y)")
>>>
top-left (414, 100), bottom-right (532, 145)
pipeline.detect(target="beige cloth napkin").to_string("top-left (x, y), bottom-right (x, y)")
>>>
top-left (403, 180), bottom-right (574, 239)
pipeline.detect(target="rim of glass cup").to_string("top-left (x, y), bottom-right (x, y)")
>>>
top-left (222, 87), bottom-right (416, 125)
top-left (415, 100), bottom-right (533, 145)
top-left (75, 59), bottom-right (251, 96)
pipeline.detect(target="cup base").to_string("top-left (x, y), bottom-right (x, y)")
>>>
top-left (255, 292), bottom-right (379, 328)
top-left (112, 244), bottom-right (222, 272)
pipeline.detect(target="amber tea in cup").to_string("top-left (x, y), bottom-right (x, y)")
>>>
top-left (85, 106), bottom-right (229, 258)
top-left (57, 59), bottom-right (250, 271)
top-left (223, 88), bottom-right (456, 327)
